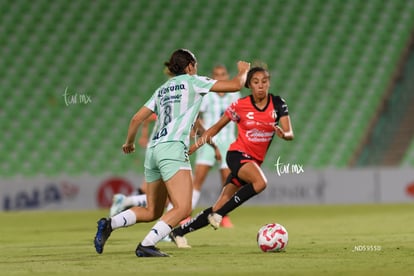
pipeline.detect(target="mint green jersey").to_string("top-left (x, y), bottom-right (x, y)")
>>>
top-left (199, 92), bottom-right (240, 142)
top-left (145, 74), bottom-right (217, 148)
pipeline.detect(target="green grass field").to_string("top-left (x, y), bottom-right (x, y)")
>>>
top-left (1, 204), bottom-right (413, 276)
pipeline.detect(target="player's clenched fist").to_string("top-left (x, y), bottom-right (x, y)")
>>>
top-left (237, 61), bottom-right (250, 72)
top-left (122, 143), bottom-right (135, 154)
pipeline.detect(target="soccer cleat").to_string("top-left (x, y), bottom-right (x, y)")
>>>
top-left (208, 213), bottom-right (223, 230)
top-left (135, 243), bottom-right (169, 257)
top-left (94, 218), bottom-right (112, 254)
top-left (169, 231), bottom-right (191, 248)
top-left (109, 194), bottom-right (126, 217)
top-left (220, 215), bottom-right (234, 228)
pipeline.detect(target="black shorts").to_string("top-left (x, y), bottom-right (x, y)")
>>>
top-left (225, 151), bottom-right (260, 188)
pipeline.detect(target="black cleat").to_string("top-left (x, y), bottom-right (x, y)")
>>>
top-left (135, 243), bottom-right (169, 257)
top-left (94, 218), bottom-right (112, 254)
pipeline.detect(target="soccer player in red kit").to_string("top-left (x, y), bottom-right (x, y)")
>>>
top-left (169, 66), bottom-right (294, 248)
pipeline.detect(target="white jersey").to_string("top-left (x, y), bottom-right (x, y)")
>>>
top-left (145, 74), bottom-right (217, 148)
top-left (199, 92), bottom-right (240, 142)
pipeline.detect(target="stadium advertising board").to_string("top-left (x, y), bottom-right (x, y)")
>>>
top-left (0, 169), bottom-right (413, 211)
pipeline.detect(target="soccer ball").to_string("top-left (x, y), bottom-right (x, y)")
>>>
top-left (257, 223), bottom-right (288, 252)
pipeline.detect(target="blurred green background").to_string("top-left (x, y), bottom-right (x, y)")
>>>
top-left (1, 0), bottom-right (413, 177)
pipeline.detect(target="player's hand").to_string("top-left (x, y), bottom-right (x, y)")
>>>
top-left (237, 61), bottom-right (251, 72)
top-left (122, 143), bottom-right (135, 154)
top-left (214, 147), bottom-right (222, 162)
top-left (274, 125), bottom-right (285, 139)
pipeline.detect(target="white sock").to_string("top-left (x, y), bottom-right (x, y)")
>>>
top-left (141, 220), bottom-right (172, 247)
top-left (124, 194), bottom-right (147, 207)
top-left (111, 209), bottom-right (136, 229)
top-left (191, 189), bottom-right (201, 210)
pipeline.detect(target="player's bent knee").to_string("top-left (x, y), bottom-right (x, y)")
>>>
top-left (145, 207), bottom-right (164, 221)
top-left (168, 204), bottom-right (192, 220)
top-left (253, 180), bottom-right (267, 193)
top-left (156, 206), bottom-right (167, 218)
top-left (182, 205), bottom-right (192, 218)
top-left (177, 204), bottom-right (192, 220)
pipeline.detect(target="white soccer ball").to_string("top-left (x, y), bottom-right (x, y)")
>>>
top-left (257, 223), bottom-right (288, 252)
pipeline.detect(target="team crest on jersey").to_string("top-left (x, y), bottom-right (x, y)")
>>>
top-left (271, 110), bottom-right (277, 120)
top-left (227, 106), bottom-right (240, 122)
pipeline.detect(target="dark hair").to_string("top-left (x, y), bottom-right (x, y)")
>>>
top-left (164, 49), bottom-right (197, 76)
top-left (245, 67), bottom-right (270, 88)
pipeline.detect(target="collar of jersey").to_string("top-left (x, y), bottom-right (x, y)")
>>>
top-left (249, 94), bottom-right (271, 112)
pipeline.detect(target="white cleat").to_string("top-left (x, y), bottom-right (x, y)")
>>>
top-left (208, 213), bottom-right (223, 230)
top-left (109, 194), bottom-right (126, 217)
top-left (169, 232), bottom-right (191, 248)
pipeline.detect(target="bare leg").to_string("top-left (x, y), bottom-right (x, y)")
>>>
top-left (129, 179), bottom-right (168, 222)
top-left (212, 184), bottom-right (239, 211)
top-left (171, 183), bottom-right (239, 237)
top-left (138, 170), bottom-right (193, 250)
top-left (171, 163), bottom-right (266, 238)
top-left (237, 162), bottom-right (267, 193)
top-left (160, 170), bottom-right (193, 227)
top-left (94, 179), bottom-right (168, 254)
top-left (193, 164), bottom-right (211, 191)
top-left (139, 180), bottom-right (148, 194)
top-left (219, 168), bottom-right (231, 187)
top-left (214, 161), bottom-right (267, 216)
top-left (192, 164), bottom-right (211, 209)
top-left (217, 167), bottom-right (234, 228)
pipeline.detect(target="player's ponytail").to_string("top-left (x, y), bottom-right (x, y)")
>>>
top-left (164, 49), bottom-right (197, 76)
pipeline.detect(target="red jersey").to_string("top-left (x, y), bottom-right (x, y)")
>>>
top-left (224, 94), bottom-right (289, 163)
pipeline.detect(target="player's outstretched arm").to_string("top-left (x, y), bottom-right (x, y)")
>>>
top-left (189, 115), bottom-right (231, 155)
top-left (210, 61), bottom-right (250, 92)
top-left (123, 106), bottom-right (154, 153)
top-left (274, 115), bottom-right (294, 140)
